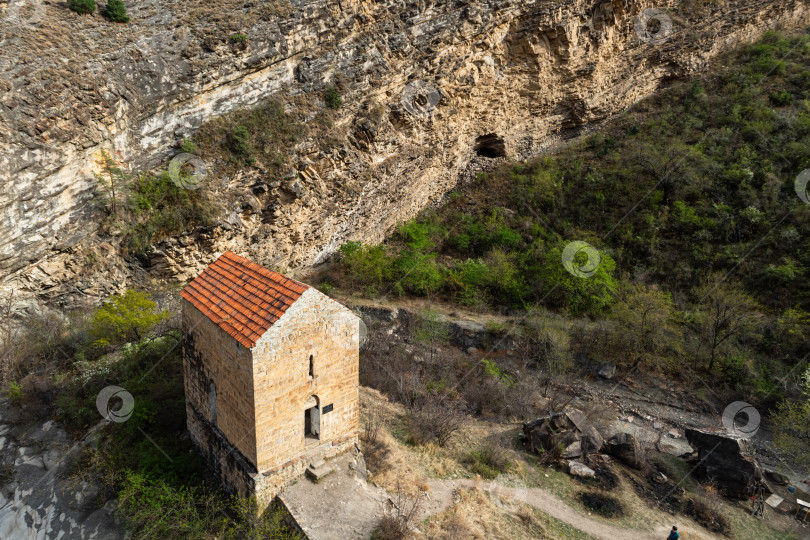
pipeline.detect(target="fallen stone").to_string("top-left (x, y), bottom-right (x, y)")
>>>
top-left (764, 469), bottom-right (789, 485)
top-left (685, 428), bottom-right (763, 498)
top-left (523, 409), bottom-right (604, 459)
top-left (597, 362), bottom-right (616, 379)
top-left (568, 461), bottom-right (596, 478)
top-left (604, 431), bottom-right (642, 469)
top-left (657, 437), bottom-right (693, 458)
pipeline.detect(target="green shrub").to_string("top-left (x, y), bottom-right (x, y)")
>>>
top-left (69, 0), bottom-right (96, 14)
top-left (769, 90), bottom-right (793, 106)
top-left (179, 138), bottom-right (197, 154)
top-left (464, 443), bottom-right (512, 479)
top-left (538, 245), bottom-right (617, 315)
top-left (125, 170), bottom-right (216, 255)
top-left (118, 471), bottom-right (227, 538)
top-left (230, 33), bottom-right (248, 43)
top-left (6, 382), bottom-right (22, 404)
top-left (228, 125), bottom-right (254, 161)
top-left (104, 0), bottom-right (129, 22)
top-left (395, 251), bottom-right (444, 296)
top-left (339, 242), bottom-right (395, 293)
top-left (324, 86), bottom-right (342, 109)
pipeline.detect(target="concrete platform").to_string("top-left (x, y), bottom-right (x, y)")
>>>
top-left (278, 453), bottom-right (387, 540)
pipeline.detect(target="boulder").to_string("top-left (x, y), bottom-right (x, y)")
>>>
top-left (568, 461), bottom-right (596, 478)
top-left (597, 362), bottom-right (616, 379)
top-left (523, 409), bottom-right (604, 459)
top-left (604, 431), bottom-right (643, 468)
top-left (685, 428), bottom-right (763, 498)
top-left (764, 469), bottom-right (789, 486)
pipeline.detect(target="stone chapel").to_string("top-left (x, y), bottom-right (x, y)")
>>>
top-left (179, 251), bottom-right (360, 505)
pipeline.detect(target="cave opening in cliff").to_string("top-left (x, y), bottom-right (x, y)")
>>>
top-left (474, 134), bottom-right (506, 158)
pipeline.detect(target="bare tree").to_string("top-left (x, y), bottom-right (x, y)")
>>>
top-left (94, 150), bottom-right (129, 217)
top-left (375, 481), bottom-right (425, 540)
top-left (693, 276), bottom-right (762, 372)
top-left (0, 290), bottom-right (22, 384)
top-left (361, 407), bottom-right (387, 447)
top-left (406, 396), bottom-right (466, 447)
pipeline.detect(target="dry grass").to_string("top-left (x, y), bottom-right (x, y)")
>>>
top-left (361, 387), bottom-right (798, 540)
top-left (360, 387), bottom-right (429, 496)
top-left (423, 488), bottom-right (547, 540)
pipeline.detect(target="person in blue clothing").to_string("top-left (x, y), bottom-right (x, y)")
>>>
top-left (667, 526), bottom-right (679, 540)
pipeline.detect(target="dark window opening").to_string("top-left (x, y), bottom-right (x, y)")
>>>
top-left (474, 134), bottom-right (506, 158)
top-left (309, 355), bottom-right (314, 378)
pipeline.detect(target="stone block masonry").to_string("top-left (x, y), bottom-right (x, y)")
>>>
top-left (180, 252), bottom-right (359, 506)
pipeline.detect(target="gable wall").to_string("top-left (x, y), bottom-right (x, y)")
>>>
top-left (252, 288), bottom-right (359, 471)
top-left (182, 298), bottom-right (258, 467)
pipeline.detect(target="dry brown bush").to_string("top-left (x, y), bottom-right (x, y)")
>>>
top-left (406, 397), bottom-right (466, 447)
top-left (373, 481), bottom-right (424, 540)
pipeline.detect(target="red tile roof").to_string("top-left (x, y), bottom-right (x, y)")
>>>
top-left (180, 251), bottom-right (309, 348)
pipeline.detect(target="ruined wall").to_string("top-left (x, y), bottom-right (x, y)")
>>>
top-left (252, 288), bottom-right (360, 472)
top-left (182, 298), bottom-right (258, 466)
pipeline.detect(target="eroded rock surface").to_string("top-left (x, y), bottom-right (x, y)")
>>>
top-left (2, 0), bottom-right (808, 308)
top-left (0, 408), bottom-right (123, 539)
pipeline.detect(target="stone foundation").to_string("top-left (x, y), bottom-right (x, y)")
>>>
top-left (186, 403), bottom-right (258, 497)
top-left (188, 401), bottom-right (357, 507)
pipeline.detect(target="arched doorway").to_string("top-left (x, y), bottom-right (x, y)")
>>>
top-left (304, 395), bottom-right (320, 444)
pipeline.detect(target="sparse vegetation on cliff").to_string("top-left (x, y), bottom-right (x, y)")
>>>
top-left (104, 0), bottom-right (129, 23)
top-left (328, 30), bottom-right (810, 454)
top-left (1, 287), bottom-right (299, 538)
top-left (69, 0), bottom-right (96, 14)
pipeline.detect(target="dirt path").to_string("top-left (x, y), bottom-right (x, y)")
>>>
top-left (426, 478), bottom-right (722, 540)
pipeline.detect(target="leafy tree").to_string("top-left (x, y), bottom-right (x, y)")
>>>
top-left (90, 290), bottom-right (170, 345)
top-left (693, 276), bottom-right (762, 372)
top-left (539, 244), bottom-right (617, 315)
top-left (772, 307), bottom-right (810, 353)
top-left (104, 0), bottom-right (129, 22)
top-left (611, 282), bottom-right (681, 368)
top-left (414, 308), bottom-right (451, 364)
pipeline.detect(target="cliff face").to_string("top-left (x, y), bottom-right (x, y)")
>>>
top-left (1, 0), bottom-right (808, 305)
